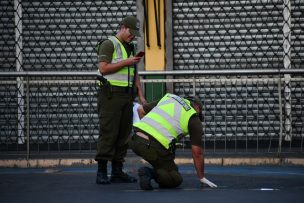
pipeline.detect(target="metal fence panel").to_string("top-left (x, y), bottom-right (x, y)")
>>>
top-left (0, 0), bottom-right (303, 156)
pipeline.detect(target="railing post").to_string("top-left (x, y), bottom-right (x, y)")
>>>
top-left (136, 0), bottom-right (145, 72)
top-left (14, 0), bottom-right (24, 144)
top-left (278, 77), bottom-right (283, 155)
top-left (283, 0), bottom-right (292, 142)
top-left (26, 76), bottom-right (30, 161)
top-left (165, 0), bottom-right (173, 93)
top-left (192, 78), bottom-right (196, 96)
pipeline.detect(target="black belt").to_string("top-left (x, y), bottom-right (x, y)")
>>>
top-left (99, 84), bottom-right (132, 93)
top-left (110, 85), bottom-right (131, 93)
top-left (132, 132), bottom-right (167, 151)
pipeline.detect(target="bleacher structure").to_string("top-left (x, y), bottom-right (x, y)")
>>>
top-left (0, 0), bottom-right (303, 154)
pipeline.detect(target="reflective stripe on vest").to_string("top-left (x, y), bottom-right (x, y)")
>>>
top-left (133, 93), bottom-right (197, 149)
top-left (100, 36), bottom-right (135, 87)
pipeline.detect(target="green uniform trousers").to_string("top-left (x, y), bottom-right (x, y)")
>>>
top-left (129, 133), bottom-right (183, 188)
top-left (95, 87), bottom-right (133, 162)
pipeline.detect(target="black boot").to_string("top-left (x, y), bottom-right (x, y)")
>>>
top-left (138, 167), bottom-right (155, 190)
top-left (96, 160), bottom-right (110, 184)
top-left (110, 161), bottom-right (137, 183)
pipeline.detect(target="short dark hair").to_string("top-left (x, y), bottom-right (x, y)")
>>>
top-left (185, 96), bottom-right (203, 121)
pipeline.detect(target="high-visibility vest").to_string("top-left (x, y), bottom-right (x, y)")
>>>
top-left (133, 93), bottom-right (197, 149)
top-left (97, 36), bottom-right (135, 87)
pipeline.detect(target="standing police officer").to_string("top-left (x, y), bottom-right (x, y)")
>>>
top-left (130, 93), bottom-right (217, 190)
top-left (95, 16), bottom-right (146, 184)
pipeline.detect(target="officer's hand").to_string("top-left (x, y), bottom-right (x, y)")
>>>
top-left (126, 57), bottom-right (141, 65)
top-left (200, 177), bottom-right (217, 188)
top-left (139, 96), bottom-right (147, 105)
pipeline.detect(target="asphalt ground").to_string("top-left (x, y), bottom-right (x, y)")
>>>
top-left (0, 165), bottom-right (303, 203)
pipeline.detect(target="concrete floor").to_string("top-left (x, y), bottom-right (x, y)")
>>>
top-left (0, 165), bottom-right (303, 203)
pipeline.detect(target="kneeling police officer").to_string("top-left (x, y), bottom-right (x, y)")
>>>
top-left (130, 93), bottom-right (217, 190)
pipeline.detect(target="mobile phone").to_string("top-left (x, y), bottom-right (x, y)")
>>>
top-left (135, 51), bottom-right (145, 57)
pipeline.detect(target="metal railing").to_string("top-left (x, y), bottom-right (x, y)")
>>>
top-left (0, 69), bottom-right (303, 158)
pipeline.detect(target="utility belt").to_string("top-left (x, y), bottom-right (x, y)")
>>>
top-left (97, 75), bottom-right (135, 97)
top-left (107, 85), bottom-right (133, 93)
top-left (132, 131), bottom-right (175, 153)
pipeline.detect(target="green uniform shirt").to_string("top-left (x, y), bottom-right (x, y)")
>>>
top-left (98, 38), bottom-right (134, 63)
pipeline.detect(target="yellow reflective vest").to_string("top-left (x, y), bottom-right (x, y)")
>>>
top-left (98, 36), bottom-right (135, 87)
top-left (133, 93), bottom-right (197, 149)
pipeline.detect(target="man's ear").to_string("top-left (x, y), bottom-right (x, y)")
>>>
top-left (121, 24), bottom-right (128, 31)
top-left (193, 103), bottom-right (200, 113)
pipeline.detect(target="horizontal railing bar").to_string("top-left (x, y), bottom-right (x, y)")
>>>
top-left (0, 77), bottom-right (303, 85)
top-left (0, 69), bottom-right (304, 77)
top-left (140, 69), bottom-right (304, 76)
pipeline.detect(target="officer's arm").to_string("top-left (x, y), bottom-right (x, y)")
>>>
top-left (189, 116), bottom-right (204, 179)
top-left (191, 144), bottom-right (204, 179)
top-left (192, 143), bottom-right (218, 188)
top-left (99, 57), bottom-right (140, 75)
top-left (98, 40), bottom-right (142, 75)
top-left (189, 117), bottom-right (217, 188)
top-left (137, 101), bottom-right (159, 119)
top-left (134, 73), bottom-right (147, 104)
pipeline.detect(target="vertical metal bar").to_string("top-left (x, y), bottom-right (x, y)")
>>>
top-left (165, 0), bottom-right (173, 93)
top-left (192, 78), bottom-right (196, 96)
top-left (278, 77), bottom-right (283, 155)
top-left (26, 76), bottom-right (30, 160)
top-left (162, 81), bottom-right (165, 96)
top-left (301, 134), bottom-right (303, 153)
top-left (267, 80), bottom-right (272, 153)
top-left (48, 83), bottom-right (51, 152)
top-left (301, 85), bottom-right (304, 152)
top-left (192, 78), bottom-right (197, 151)
top-left (151, 80), bottom-right (154, 100)
top-left (136, 0), bottom-right (145, 72)
top-left (212, 82), bottom-right (216, 153)
top-left (203, 83), bottom-right (206, 154)
top-left (234, 81), bottom-right (237, 153)
top-left (224, 80), bottom-right (227, 153)
top-left (15, 0), bottom-right (24, 144)
top-left (283, 0), bottom-right (292, 142)
top-left (245, 79), bottom-right (248, 152)
top-left (256, 81), bottom-right (259, 152)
